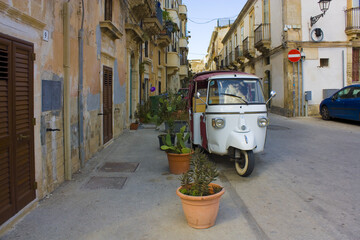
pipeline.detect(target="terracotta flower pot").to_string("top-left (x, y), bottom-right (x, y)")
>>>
top-left (130, 123), bottom-right (139, 130)
top-left (166, 151), bottom-right (191, 174)
top-left (176, 183), bottom-right (225, 229)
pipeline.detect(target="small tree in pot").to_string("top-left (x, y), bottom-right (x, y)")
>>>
top-left (176, 149), bottom-right (225, 229)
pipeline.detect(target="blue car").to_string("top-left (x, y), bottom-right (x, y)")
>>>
top-left (320, 84), bottom-right (360, 121)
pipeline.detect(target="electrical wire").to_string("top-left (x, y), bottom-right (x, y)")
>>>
top-left (188, 14), bottom-right (239, 24)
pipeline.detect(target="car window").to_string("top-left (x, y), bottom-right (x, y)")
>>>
top-left (352, 87), bottom-right (360, 98)
top-left (334, 88), bottom-right (351, 99)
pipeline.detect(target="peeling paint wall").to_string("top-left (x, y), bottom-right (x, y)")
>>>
top-left (0, 0), bottom-right (128, 201)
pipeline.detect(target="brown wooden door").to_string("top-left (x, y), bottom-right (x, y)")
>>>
top-left (0, 34), bottom-right (35, 225)
top-left (103, 66), bottom-right (113, 144)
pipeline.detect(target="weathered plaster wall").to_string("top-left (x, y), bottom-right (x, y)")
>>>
top-left (0, 0), bottom-right (128, 200)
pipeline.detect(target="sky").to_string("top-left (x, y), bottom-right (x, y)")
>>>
top-left (182, 0), bottom-right (247, 60)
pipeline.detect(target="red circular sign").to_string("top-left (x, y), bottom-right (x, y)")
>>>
top-left (288, 49), bottom-right (301, 63)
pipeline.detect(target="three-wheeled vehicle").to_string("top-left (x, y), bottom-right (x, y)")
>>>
top-left (188, 71), bottom-right (276, 177)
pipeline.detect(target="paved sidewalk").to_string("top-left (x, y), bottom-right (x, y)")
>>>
top-left (1, 126), bottom-right (258, 240)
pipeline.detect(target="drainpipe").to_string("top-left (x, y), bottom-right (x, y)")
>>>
top-left (63, 1), bottom-right (71, 180)
top-left (301, 49), bottom-right (305, 116)
top-left (342, 50), bottom-right (345, 87)
top-left (297, 60), bottom-right (300, 116)
top-left (78, 0), bottom-right (85, 167)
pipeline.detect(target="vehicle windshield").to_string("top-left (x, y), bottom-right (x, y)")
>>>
top-left (208, 78), bottom-right (265, 105)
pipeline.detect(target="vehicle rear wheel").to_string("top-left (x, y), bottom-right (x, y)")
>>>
top-left (321, 106), bottom-right (330, 120)
top-left (235, 150), bottom-right (254, 177)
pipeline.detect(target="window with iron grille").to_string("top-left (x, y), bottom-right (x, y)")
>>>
top-left (320, 58), bottom-right (329, 68)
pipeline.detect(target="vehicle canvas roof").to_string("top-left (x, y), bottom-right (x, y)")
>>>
top-left (187, 71), bottom-right (259, 108)
top-left (191, 70), bottom-right (256, 82)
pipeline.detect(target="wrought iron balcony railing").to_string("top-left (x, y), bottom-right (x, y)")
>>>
top-left (345, 7), bottom-right (360, 31)
top-left (235, 45), bottom-right (242, 59)
top-left (243, 36), bottom-right (255, 59)
top-left (254, 23), bottom-right (271, 45)
top-left (229, 51), bottom-right (233, 63)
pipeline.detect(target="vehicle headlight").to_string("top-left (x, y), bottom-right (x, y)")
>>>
top-left (212, 118), bottom-right (225, 129)
top-left (257, 116), bottom-right (269, 127)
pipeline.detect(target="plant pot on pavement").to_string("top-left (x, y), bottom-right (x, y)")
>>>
top-left (166, 151), bottom-right (192, 174)
top-left (176, 183), bottom-right (225, 229)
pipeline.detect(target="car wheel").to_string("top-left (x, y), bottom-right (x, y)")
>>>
top-left (235, 150), bottom-right (255, 177)
top-left (321, 106), bottom-right (330, 120)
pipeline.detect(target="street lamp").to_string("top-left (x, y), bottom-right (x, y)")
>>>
top-left (310, 0), bottom-right (332, 27)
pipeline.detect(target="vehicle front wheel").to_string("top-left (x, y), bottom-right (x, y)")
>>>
top-left (321, 106), bottom-right (331, 120)
top-left (235, 150), bottom-right (255, 177)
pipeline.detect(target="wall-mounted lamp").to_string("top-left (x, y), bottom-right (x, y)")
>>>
top-left (310, 0), bottom-right (332, 27)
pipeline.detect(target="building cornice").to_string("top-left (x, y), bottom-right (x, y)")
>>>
top-left (0, 1), bottom-right (46, 30)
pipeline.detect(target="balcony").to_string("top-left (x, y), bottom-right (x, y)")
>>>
top-left (167, 52), bottom-right (180, 75)
top-left (143, 5), bottom-right (163, 36)
top-left (167, 8), bottom-right (180, 30)
top-left (254, 23), bottom-right (271, 53)
top-left (125, 23), bottom-right (145, 43)
top-left (179, 5), bottom-right (187, 20)
top-left (179, 65), bottom-right (188, 77)
top-left (129, 0), bottom-right (156, 20)
top-left (235, 45), bottom-right (245, 64)
top-left (99, 21), bottom-right (123, 40)
top-left (179, 38), bottom-right (188, 49)
top-left (243, 36), bottom-right (255, 59)
top-left (156, 29), bottom-right (171, 47)
top-left (345, 7), bottom-right (360, 40)
top-left (225, 56), bottom-right (229, 68)
top-left (220, 60), bottom-right (224, 70)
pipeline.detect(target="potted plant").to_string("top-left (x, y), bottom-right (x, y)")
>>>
top-left (134, 99), bottom-right (151, 124)
top-left (176, 149), bottom-right (225, 229)
top-left (161, 125), bottom-right (191, 174)
top-left (156, 92), bottom-right (178, 148)
top-left (130, 120), bottom-right (139, 130)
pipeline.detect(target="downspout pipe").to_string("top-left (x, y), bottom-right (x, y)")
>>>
top-left (297, 60), bottom-right (300, 116)
top-left (63, 1), bottom-right (71, 180)
top-left (342, 50), bottom-right (345, 87)
top-left (78, 0), bottom-right (85, 167)
top-left (301, 49), bottom-right (305, 116)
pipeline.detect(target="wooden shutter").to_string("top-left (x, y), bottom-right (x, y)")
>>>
top-left (0, 37), bottom-right (14, 225)
top-left (103, 66), bottom-right (113, 144)
top-left (13, 41), bottom-right (35, 210)
top-left (0, 34), bottom-right (34, 225)
top-left (105, 0), bottom-right (112, 21)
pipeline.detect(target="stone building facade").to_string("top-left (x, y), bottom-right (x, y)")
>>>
top-left (0, 0), bottom-right (188, 231)
top-left (208, 0), bottom-right (360, 117)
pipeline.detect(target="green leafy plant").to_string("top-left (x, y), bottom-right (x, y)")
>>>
top-left (157, 91), bottom-right (182, 134)
top-left (161, 125), bottom-right (191, 154)
top-left (162, 10), bottom-right (172, 22)
top-left (134, 99), bottom-right (151, 123)
top-left (179, 149), bottom-right (222, 196)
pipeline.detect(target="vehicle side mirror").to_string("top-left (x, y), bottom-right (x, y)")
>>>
top-left (195, 91), bottom-right (207, 105)
top-left (266, 90), bottom-right (276, 105)
top-left (195, 92), bottom-right (201, 99)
